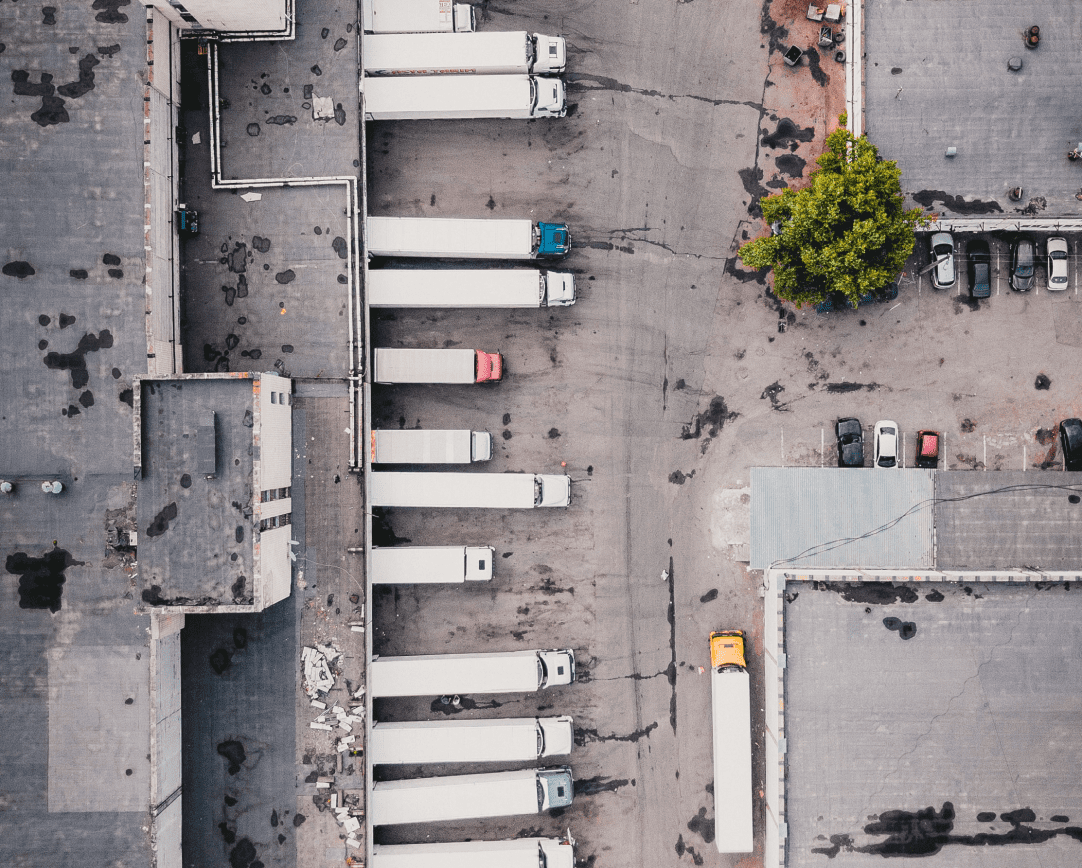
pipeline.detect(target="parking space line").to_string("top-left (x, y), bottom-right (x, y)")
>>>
top-left (984, 435), bottom-right (987, 470)
top-left (1023, 445), bottom-right (1027, 471)
top-left (901, 432), bottom-right (906, 469)
top-left (820, 428), bottom-right (824, 468)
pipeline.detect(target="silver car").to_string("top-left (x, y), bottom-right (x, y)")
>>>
top-left (929, 233), bottom-right (955, 289)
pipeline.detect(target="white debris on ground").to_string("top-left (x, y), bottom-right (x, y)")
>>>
top-left (302, 643), bottom-right (367, 851)
top-left (302, 643), bottom-right (342, 698)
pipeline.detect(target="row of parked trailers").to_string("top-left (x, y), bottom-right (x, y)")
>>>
top-left (364, 6), bottom-right (580, 865)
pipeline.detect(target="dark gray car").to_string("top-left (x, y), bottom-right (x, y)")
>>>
top-left (1010, 237), bottom-right (1036, 291)
top-left (835, 418), bottom-right (864, 467)
top-left (967, 239), bottom-right (991, 298)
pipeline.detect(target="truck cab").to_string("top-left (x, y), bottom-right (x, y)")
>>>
top-left (530, 33), bottom-right (567, 74)
top-left (534, 474), bottom-right (572, 507)
top-left (537, 649), bottom-right (576, 687)
top-left (530, 78), bottom-right (567, 119)
top-left (542, 271), bottom-right (577, 306)
top-left (537, 768), bottom-right (574, 810)
top-left (710, 630), bottom-right (746, 671)
top-left (475, 350), bottom-right (503, 382)
top-left (536, 222), bottom-right (571, 257)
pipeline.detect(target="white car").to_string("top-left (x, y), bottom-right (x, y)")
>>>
top-left (1047, 237), bottom-right (1069, 290)
top-left (874, 420), bottom-right (899, 468)
top-left (929, 233), bottom-right (955, 289)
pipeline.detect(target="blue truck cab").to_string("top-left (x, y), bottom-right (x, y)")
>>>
top-left (537, 221), bottom-right (570, 258)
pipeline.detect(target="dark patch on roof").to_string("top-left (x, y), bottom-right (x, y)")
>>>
top-left (827, 582), bottom-right (918, 605)
top-left (5, 547), bottom-right (84, 612)
top-left (912, 190), bottom-right (1003, 215)
top-left (332, 236), bottom-right (348, 259)
top-left (57, 55), bottom-right (100, 99)
top-left (42, 329), bottom-right (114, 389)
top-left (145, 502), bottom-right (178, 538)
top-left (217, 739), bottom-right (247, 775)
top-left (92, 0), bottom-right (131, 26)
top-left (2, 260), bottom-right (35, 278)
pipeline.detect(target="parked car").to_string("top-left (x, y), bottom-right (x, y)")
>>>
top-left (815, 282), bottom-right (898, 313)
top-left (929, 233), bottom-right (955, 289)
top-left (966, 240), bottom-right (991, 299)
top-left (1010, 236), bottom-right (1036, 291)
top-left (835, 418), bottom-right (864, 467)
top-left (1061, 418), bottom-right (1082, 471)
top-left (915, 430), bottom-right (940, 468)
top-left (1047, 237), bottom-right (1069, 291)
top-left (873, 420), bottom-right (899, 468)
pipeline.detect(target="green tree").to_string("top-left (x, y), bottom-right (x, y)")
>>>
top-left (739, 117), bottom-right (926, 308)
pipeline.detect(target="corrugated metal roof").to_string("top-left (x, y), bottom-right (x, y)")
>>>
top-left (935, 471), bottom-right (1082, 570)
top-left (750, 468), bottom-right (935, 570)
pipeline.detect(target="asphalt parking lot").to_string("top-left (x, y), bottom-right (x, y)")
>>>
top-left (785, 580), bottom-right (1082, 868)
top-left (363, 2), bottom-right (1082, 868)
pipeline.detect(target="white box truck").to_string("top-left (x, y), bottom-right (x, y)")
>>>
top-left (371, 545), bottom-right (494, 583)
top-left (367, 268), bottom-right (576, 308)
top-left (371, 429), bottom-right (492, 464)
top-left (363, 0), bottom-right (475, 33)
top-left (710, 630), bottom-right (753, 854)
top-left (371, 767), bottom-right (574, 825)
top-left (364, 32), bottom-right (566, 76)
top-left (373, 348), bottom-right (502, 383)
top-left (370, 471), bottom-right (572, 508)
top-left (372, 837), bottom-right (576, 868)
top-left (370, 649), bottom-right (576, 697)
top-left (371, 715), bottom-right (574, 764)
top-left (363, 74), bottom-right (566, 120)
top-left (367, 216), bottom-right (570, 260)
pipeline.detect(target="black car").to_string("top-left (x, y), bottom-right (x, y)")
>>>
top-left (1010, 236), bottom-right (1036, 291)
top-left (835, 417), bottom-right (864, 467)
top-left (1061, 418), bottom-right (1082, 471)
top-left (967, 240), bottom-right (991, 299)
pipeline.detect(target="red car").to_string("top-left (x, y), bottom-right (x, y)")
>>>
top-left (915, 430), bottom-right (940, 469)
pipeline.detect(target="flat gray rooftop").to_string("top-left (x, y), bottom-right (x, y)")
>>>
top-left (750, 468), bottom-right (935, 570)
top-left (865, 0), bottom-right (1082, 218)
top-left (137, 378), bottom-right (257, 606)
top-left (0, 3), bottom-right (153, 865)
top-left (785, 580), bottom-right (1082, 868)
top-left (936, 472), bottom-right (1082, 571)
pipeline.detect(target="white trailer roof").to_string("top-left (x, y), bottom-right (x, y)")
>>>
top-left (712, 668), bottom-right (753, 853)
top-left (373, 837), bottom-right (576, 868)
top-left (367, 269), bottom-right (542, 307)
top-left (369, 472), bottom-right (536, 508)
top-left (364, 31), bottom-right (528, 73)
top-left (371, 545), bottom-right (492, 583)
top-left (364, 75), bottom-right (533, 115)
top-left (372, 429), bottom-right (472, 463)
top-left (370, 650), bottom-right (542, 696)
top-left (366, 215), bottom-right (533, 258)
top-left (373, 348), bottom-right (476, 383)
top-left (371, 718), bottom-right (542, 764)
top-left (371, 769), bottom-right (544, 824)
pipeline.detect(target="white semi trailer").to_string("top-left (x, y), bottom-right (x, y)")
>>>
top-left (372, 348), bottom-right (502, 384)
top-left (363, 74), bottom-right (566, 120)
top-left (371, 767), bottom-right (574, 825)
top-left (369, 471), bottom-right (572, 508)
top-left (363, 0), bottom-right (475, 33)
top-left (370, 429), bottom-right (492, 464)
top-left (370, 649), bottom-right (576, 697)
top-left (366, 216), bottom-right (570, 260)
top-left (371, 545), bottom-right (494, 583)
top-left (371, 716), bottom-right (574, 764)
top-left (372, 837), bottom-right (577, 868)
top-left (367, 268), bottom-right (576, 308)
top-left (710, 630), bottom-right (753, 854)
top-left (363, 31), bottom-right (566, 76)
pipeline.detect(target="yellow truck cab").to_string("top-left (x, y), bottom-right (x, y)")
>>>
top-left (710, 630), bottom-right (747, 671)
